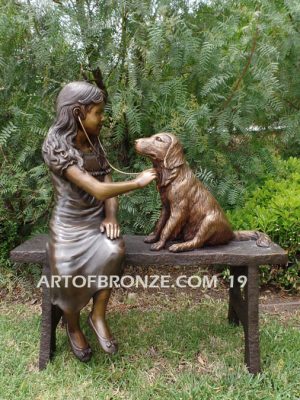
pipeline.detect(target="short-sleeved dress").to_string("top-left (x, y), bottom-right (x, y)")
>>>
top-left (45, 148), bottom-right (125, 313)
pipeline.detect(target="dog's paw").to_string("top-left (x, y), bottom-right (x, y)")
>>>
top-left (256, 233), bottom-right (271, 248)
top-left (150, 241), bottom-right (165, 251)
top-left (168, 243), bottom-right (183, 253)
top-left (144, 234), bottom-right (158, 244)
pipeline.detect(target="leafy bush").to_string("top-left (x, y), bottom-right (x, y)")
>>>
top-left (227, 157), bottom-right (300, 290)
top-left (259, 262), bottom-right (300, 292)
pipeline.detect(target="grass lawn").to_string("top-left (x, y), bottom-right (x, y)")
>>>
top-left (1, 295), bottom-right (300, 400)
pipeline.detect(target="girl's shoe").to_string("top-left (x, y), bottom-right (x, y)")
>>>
top-left (66, 324), bottom-right (92, 362)
top-left (88, 313), bottom-right (118, 355)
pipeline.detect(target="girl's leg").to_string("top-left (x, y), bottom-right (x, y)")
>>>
top-left (90, 288), bottom-right (113, 338)
top-left (64, 311), bottom-right (89, 349)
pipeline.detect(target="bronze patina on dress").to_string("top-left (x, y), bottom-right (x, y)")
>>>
top-left (46, 148), bottom-right (125, 313)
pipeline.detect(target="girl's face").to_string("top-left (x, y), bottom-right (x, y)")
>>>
top-left (81, 102), bottom-right (105, 136)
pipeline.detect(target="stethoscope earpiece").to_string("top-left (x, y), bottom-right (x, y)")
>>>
top-left (73, 106), bottom-right (83, 120)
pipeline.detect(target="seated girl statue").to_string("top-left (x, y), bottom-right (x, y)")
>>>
top-left (42, 81), bottom-right (156, 362)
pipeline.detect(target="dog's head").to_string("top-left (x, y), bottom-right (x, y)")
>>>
top-left (135, 132), bottom-right (185, 169)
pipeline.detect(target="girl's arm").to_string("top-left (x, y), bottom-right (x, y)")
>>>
top-left (64, 165), bottom-right (156, 201)
top-left (104, 174), bottom-right (118, 218)
top-left (101, 174), bottom-right (120, 239)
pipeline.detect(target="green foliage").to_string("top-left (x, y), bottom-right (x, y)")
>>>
top-left (259, 262), bottom-right (300, 292)
top-left (228, 157), bottom-right (300, 255)
top-left (227, 157), bottom-right (300, 290)
top-left (0, 0), bottom-right (299, 271)
top-left (118, 181), bottom-right (161, 235)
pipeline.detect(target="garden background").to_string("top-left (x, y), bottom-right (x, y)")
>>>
top-left (0, 1), bottom-right (300, 399)
top-left (1, 0), bottom-right (299, 289)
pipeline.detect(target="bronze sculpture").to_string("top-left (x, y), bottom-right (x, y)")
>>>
top-left (42, 81), bottom-right (156, 362)
top-left (135, 132), bottom-right (270, 252)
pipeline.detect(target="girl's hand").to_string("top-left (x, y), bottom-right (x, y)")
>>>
top-left (100, 218), bottom-right (120, 239)
top-left (134, 168), bottom-right (157, 188)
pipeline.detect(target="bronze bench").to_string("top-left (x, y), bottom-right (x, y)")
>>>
top-left (10, 234), bottom-right (288, 374)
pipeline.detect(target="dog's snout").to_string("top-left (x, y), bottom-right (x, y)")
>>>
top-left (134, 139), bottom-right (142, 153)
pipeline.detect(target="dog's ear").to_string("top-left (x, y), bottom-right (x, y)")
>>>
top-left (163, 134), bottom-right (185, 169)
top-left (159, 168), bottom-right (180, 187)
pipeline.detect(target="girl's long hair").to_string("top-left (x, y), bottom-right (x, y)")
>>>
top-left (42, 81), bottom-right (106, 175)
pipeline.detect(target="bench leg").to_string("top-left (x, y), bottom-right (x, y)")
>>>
top-left (228, 265), bottom-right (261, 374)
top-left (243, 265), bottom-right (261, 374)
top-left (39, 261), bottom-right (63, 371)
top-left (228, 267), bottom-right (244, 326)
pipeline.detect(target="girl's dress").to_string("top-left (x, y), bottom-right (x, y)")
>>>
top-left (45, 148), bottom-right (125, 313)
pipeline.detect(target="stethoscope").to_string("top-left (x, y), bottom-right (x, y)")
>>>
top-left (77, 115), bottom-right (139, 176)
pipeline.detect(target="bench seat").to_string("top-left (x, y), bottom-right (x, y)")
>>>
top-left (10, 234), bottom-right (288, 373)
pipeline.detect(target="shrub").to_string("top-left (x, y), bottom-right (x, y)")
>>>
top-left (227, 157), bottom-right (300, 290)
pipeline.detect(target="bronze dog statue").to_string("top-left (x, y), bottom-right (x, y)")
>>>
top-left (135, 132), bottom-right (270, 252)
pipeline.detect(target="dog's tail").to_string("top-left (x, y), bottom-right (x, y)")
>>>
top-left (233, 230), bottom-right (271, 248)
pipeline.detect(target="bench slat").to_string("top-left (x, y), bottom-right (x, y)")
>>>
top-left (10, 234), bottom-right (288, 266)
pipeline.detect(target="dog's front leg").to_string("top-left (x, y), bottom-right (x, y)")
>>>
top-left (150, 206), bottom-right (185, 251)
top-left (169, 214), bottom-right (215, 252)
top-left (144, 206), bottom-right (170, 243)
